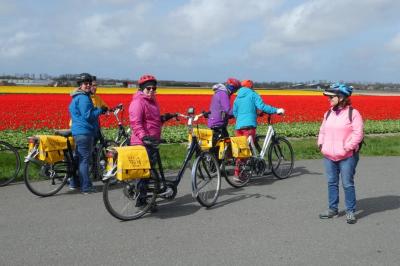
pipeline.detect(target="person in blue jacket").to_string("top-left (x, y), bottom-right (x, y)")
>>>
top-left (69, 73), bottom-right (107, 194)
top-left (232, 79), bottom-right (284, 179)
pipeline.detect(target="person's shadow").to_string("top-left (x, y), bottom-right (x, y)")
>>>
top-left (356, 195), bottom-right (400, 219)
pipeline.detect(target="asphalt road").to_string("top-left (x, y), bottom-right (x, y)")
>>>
top-left (1, 157), bottom-right (400, 266)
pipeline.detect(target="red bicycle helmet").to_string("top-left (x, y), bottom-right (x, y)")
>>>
top-left (226, 78), bottom-right (241, 92)
top-left (241, 79), bottom-right (253, 89)
top-left (138, 74), bottom-right (157, 86)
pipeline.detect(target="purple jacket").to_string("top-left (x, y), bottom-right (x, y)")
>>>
top-left (129, 91), bottom-right (162, 145)
top-left (207, 84), bottom-right (231, 128)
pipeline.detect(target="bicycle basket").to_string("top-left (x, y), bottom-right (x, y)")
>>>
top-left (32, 135), bottom-right (74, 163)
top-left (188, 128), bottom-right (213, 150)
top-left (230, 136), bottom-right (251, 159)
top-left (115, 146), bottom-right (151, 181)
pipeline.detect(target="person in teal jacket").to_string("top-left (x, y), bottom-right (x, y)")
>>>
top-left (69, 73), bottom-right (107, 194)
top-left (232, 79), bottom-right (284, 180)
top-left (233, 80), bottom-right (284, 130)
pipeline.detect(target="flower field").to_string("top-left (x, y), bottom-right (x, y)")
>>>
top-left (0, 93), bottom-right (399, 131)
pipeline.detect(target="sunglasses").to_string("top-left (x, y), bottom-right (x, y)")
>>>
top-left (82, 82), bottom-right (92, 86)
top-left (328, 95), bottom-right (337, 99)
top-left (145, 86), bottom-right (157, 91)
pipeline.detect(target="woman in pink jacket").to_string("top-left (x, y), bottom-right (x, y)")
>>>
top-left (129, 74), bottom-right (162, 209)
top-left (318, 83), bottom-right (364, 224)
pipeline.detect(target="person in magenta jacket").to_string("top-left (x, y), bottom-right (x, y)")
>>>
top-left (318, 83), bottom-right (364, 224)
top-left (129, 74), bottom-right (175, 209)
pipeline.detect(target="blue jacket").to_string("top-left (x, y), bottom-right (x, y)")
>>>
top-left (233, 87), bottom-right (277, 130)
top-left (69, 89), bottom-right (102, 136)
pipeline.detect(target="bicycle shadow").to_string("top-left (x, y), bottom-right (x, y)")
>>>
top-left (355, 195), bottom-right (400, 220)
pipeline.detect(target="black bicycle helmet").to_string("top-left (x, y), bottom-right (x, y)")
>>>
top-left (76, 73), bottom-right (93, 84)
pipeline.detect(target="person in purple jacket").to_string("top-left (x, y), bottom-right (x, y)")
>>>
top-left (207, 78), bottom-right (241, 145)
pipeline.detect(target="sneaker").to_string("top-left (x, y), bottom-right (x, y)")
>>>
top-left (69, 186), bottom-right (78, 191)
top-left (346, 211), bottom-right (357, 224)
top-left (319, 209), bottom-right (338, 219)
top-left (81, 187), bottom-right (97, 195)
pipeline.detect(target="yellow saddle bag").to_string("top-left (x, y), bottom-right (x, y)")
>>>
top-left (188, 128), bottom-right (213, 150)
top-left (34, 135), bottom-right (74, 163)
top-left (116, 146), bottom-right (151, 181)
top-left (230, 136), bottom-right (251, 159)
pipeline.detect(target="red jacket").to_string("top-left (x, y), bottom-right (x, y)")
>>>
top-left (129, 91), bottom-right (162, 145)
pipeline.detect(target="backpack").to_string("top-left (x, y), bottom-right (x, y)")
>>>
top-left (325, 106), bottom-right (366, 151)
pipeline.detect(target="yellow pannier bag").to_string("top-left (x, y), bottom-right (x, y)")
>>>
top-left (230, 136), bottom-right (251, 159)
top-left (34, 135), bottom-right (74, 163)
top-left (116, 146), bottom-right (151, 181)
top-left (188, 128), bottom-right (213, 150)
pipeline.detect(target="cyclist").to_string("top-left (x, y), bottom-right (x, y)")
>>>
top-left (90, 76), bottom-right (109, 144)
top-left (129, 74), bottom-right (174, 208)
top-left (232, 79), bottom-right (284, 179)
top-left (318, 83), bottom-right (364, 224)
top-left (69, 73), bottom-right (108, 194)
top-left (207, 78), bottom-right (241, 145)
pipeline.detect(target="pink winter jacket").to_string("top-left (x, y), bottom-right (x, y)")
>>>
top-left (129, 91), bottom-right (162, 145)
top-left (317, 106), bottom-right (364, 162)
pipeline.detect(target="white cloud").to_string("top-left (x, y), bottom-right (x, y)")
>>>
top-left (0, 31), bottom-right (35, 58)
top-left (251, 0), bottom-right (400, 57)
top-left (386, 33), bottom-right (400, 53)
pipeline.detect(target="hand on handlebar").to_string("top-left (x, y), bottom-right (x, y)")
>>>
top-left (202, 111), bottom-right (211, 119)
top-left (100, 106), bottom-right (108, 114)
top-left (142, 136), bottom-right (159, 146)
top-left (161, 112), bottom-right (178, 123)
top-left (276, 108), bottom-right (285, 115)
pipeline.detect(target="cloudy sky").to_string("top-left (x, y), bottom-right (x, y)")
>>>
top-left (1, 0), bottom-right (400, 82)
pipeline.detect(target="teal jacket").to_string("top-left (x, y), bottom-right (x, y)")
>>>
top-left (233, 87), bottom-right (277, 130)
top-left (69, 89), bottom-right (102, 136)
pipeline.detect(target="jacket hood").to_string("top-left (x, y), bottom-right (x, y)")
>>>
top-left (70, 88), bottom-right (88, 97)
top-left (133, 90), bottom-right (156, 102)
top-left (236, 87), bottom-right (253, 98)
top-left (212, 83), bottom-right (228, 92)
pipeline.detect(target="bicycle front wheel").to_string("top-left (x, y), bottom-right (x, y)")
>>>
top-left (23, 159), bottom-right (68, 196)
top-left (0, 141), bottom-right (21, 187)
top-left (192, 151), bottom-right (221, 207)
top-left (268, 137), bottom-right (294, 179)
top-left (103, 172), bottom-right (159, 221)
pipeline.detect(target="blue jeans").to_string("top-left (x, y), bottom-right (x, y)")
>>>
top-left (72, 135), bottom-right (94, 192)
top-left (323, 153), bottom-right (359, 213)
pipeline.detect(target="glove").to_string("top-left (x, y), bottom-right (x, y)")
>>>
top-left (276, 108), bottom-right (285, 115)
top-left (161, 113), bottom-right (175, 122)
top-left (202, 111), bottom-right (210, 119)
top-left (142, 136), bottom-right (157, 146)
top-left (100, 106), bottom-right (108, 114)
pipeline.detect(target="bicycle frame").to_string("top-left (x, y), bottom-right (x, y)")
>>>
top-left (248, 123), bottom-right (275, 158)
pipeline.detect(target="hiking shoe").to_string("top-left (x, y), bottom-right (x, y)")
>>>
top-left (346, 212), bottom-right (357, 224)
top-left (81, 187), bottom-right (97, 195)
top-left (319, 209), bottom-right (338, 219)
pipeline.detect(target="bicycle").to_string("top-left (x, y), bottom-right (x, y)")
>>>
top-left (107, 103), bottom-right (131, 147)
top-left (23, 127), bottom-right (118, 197)
top-left (102, 107), bottom-right (221, 221)
top-left (0, 140), bottom-right (21, 187)
top-left (218, 113), bottom-right (294, 187)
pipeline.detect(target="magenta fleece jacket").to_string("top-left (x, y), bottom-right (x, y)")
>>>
top-left (129, 91), bottom-right (162, 145)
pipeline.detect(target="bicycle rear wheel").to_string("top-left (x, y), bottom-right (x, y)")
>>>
top-left (103, 172), bottom-right (159, 221)
top-left (0, 141), bottom-right (21, 187)
top-left (24, 160), bottom-right (68, 196)
top-left (192, 151), bottom-right (221, 207)
top-left (268, 137), bottom-right (294, 179)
